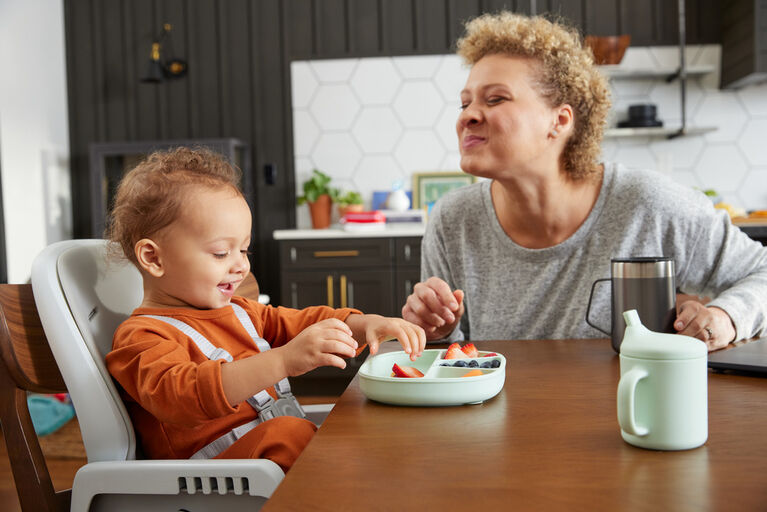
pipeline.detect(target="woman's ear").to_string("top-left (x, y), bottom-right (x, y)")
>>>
top-left (555, 104), bottom-right (574, 136)
top-left (135, 238), bottom-right (164, 277)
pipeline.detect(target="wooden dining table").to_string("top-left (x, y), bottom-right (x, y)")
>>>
top-left (263, 339), bottom-right (767, 511)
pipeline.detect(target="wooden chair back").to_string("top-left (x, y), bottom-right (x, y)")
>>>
top-left (0, 284), bottom-right (71, 512)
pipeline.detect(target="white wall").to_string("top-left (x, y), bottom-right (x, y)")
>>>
top-left (291, 46), bottom-right (767, 228)
top-left (0, 0), bottom-right (71, 283)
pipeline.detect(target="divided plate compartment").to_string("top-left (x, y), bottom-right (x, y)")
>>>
top-left (358, 349), bottom-right (506, 406)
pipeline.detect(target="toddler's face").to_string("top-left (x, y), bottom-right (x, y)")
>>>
top-left (152, 185), bottom-right (252, 309)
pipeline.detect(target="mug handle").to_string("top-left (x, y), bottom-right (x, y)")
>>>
top-left (585, 278), bottom-right (611, 336)
top-left (617, 367), bottom-right (650, 437)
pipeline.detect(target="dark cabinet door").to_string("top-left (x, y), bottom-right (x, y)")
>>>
top-left (395, 267), bottom-right (422, 315)
top-left (281, 268), bottom-right (395, 316)
top-left (281, 270), bottom-right (335, 310)
top-left (342, 269), bottom-right (395, 317)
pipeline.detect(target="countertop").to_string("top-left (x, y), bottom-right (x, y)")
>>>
top-left (273, 224), bottom-right (426, 240)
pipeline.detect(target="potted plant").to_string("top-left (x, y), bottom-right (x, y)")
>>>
top-left (332, 189), bottom-right (364, 218)
top-left (297, 169), bottom-right (335, 229)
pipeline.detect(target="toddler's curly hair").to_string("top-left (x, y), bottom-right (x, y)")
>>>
top-left (457, 11), bottom-right (611, 180)
top-left (106, 146), bottom-right (242, 265)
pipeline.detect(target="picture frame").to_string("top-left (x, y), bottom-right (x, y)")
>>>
top-left (411, 172), bottom-right (476, 209)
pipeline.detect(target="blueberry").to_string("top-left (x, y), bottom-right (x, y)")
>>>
top-left (453, 360), bottom-right (468, 367)
top-left (491, 360), bottom-right (501, 368)
top-left (441, 363), bottom-right (451, 366)
top-left (480, 361), bottom-right (492, 368)
top-left (468, 360), bottom-right (479, 367)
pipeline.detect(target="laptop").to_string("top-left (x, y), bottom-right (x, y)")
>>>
top-left (708, 337), bottom-right (767, 375)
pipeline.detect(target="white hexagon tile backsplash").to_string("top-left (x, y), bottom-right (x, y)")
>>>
top-left (291, 47), bottom-right (767, 228)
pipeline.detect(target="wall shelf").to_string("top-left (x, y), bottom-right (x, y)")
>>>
top-left (605, 0), bottom-right (716, 140)
top-left (600, 65), bottom-right (715, 80)
top-left (605, 126), bottom-right (717, 139)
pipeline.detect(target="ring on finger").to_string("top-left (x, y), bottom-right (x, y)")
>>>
top-left (704, 326), bottom-right (713, 340)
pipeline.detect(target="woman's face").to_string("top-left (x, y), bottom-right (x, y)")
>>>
top-left (457, 54), bottom-right (560, 180)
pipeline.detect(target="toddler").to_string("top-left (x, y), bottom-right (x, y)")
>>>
top-left (105, 147), bottom-right (425, 472)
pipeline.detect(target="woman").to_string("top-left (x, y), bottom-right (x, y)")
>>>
top-left (402, 12), bottom-right (767, 350)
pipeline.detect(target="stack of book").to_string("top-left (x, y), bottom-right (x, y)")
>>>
top-left (340, 211), bottom-right (387, 232)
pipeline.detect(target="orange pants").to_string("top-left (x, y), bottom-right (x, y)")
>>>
top-left (214, 416), bottom-right (317, 473)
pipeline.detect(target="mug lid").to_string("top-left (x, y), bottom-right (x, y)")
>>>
top-left (620, 310), bottom-right (707, 360)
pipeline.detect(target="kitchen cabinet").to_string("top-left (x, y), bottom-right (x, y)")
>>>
top-left (721, 0), bottom-right (767, 89)
top-left (278, 237), bottom-right (399, 316)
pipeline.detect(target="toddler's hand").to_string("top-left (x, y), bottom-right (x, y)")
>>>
top-left (281, 318), bottom-right (359, 376)
top-left (347, 314), bottom-right (426, 361)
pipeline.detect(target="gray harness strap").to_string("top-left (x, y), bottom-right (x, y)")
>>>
top-left (142, 303), bottom-right (305, 459)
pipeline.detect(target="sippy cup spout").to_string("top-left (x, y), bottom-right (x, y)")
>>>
top-left (623, 309), bottom-right (643, 328)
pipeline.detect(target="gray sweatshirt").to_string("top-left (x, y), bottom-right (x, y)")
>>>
top-left (422, 162), bottom-right (767, 341)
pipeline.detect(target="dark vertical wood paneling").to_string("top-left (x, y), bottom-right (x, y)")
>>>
top-left (415, 0), bottom-right (450, 52)
top-left (687, 0), bottom-right (722, 44)
top-left (66, 0), bottom-right (98, 237)
top-left (189, 0), bottom-right (222, 137)
top-left (348, 0), bottom-right (382, 54)
top-left (583, 0), bottom-right (619, 35)
top-left (90, 0), bottom-right (107, 141)
top-left (286, 0), bottom-right (314, 59)
top-left (133, 0), bottom-right (161, 140)
top-left (121, 0), bottom-right (138, 140)
top-left (448, 0), bottom-right (482, 44)
top-left (481, 0), bottom-right (527, 14)
top-left (382, 0), bottom-right (417, 54)
top-left (540, 0), bottom-right (584, 28)
top-left (221, 0), bottom-right (252, 142)
top-left (315, 0), bottom-right (349, 56)
top-left (101, 0), bottom-right (128, 141)
top-left (160, 0), bottom-right (191, 139)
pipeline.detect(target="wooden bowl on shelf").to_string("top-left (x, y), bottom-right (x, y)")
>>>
top-left (584, 35), bottom-right (631, 65)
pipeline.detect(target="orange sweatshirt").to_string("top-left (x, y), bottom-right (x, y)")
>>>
top-left (106, 296), bottom-right (360, 459)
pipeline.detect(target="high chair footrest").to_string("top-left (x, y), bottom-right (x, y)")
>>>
top-left (71, 459), bottom-right (284, 512)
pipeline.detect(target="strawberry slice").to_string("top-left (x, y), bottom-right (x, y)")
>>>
top-left (481, 352), bottom-right (498, 357)
top-left (461, 342), bottom-right (479, 358)
top-left (461, 369), bottom-right (483, 378)
top-left (391, 363), bottom-right (424, 378)
top-left (444, 343), bottom-right (466, 359)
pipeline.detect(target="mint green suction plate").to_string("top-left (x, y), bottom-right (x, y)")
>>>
top-left (358, 349), bottom-right (506, 406)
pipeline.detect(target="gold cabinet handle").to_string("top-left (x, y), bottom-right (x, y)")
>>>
top-left (326, 275), bottom-right (334, 307)
top-left (340, 275), bottom-right (347, 308)
top-left (313, 250), bottom-right (360, 258)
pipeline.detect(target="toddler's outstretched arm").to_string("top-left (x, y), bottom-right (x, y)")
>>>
top-left (345, 314), bottom-right (426, 361)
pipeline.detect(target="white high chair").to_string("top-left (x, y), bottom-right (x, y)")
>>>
top-left (31, 239), bottom-right (331, 512)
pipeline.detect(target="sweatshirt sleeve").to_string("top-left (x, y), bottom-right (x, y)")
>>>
top-left (106, 320), bottom-right (238, 427)
top-left (237, 296), bottom-right (361, 348)
top-left (678, 207), bottom-right (767, 340)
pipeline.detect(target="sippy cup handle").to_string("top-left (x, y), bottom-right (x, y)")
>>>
top-left (617, 367), bottom-right (650, 437)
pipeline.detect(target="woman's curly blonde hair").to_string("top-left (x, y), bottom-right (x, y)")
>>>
top-left (106, 146), bottom-right (242, 265)
top-left (457, 11), bottom-right (610, 180)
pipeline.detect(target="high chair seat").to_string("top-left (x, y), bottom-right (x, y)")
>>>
top-left (28, 239), bottom-right (331, 512)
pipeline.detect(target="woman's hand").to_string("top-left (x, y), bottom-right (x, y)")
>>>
top-left (674, 301), bottom-right (736, 350)
top-left (280, 318), bottom-right (359, 376)
top-left (402, 277), bottom-right (465, 341)
top-left (345, 314), bottom-right (426, 361)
